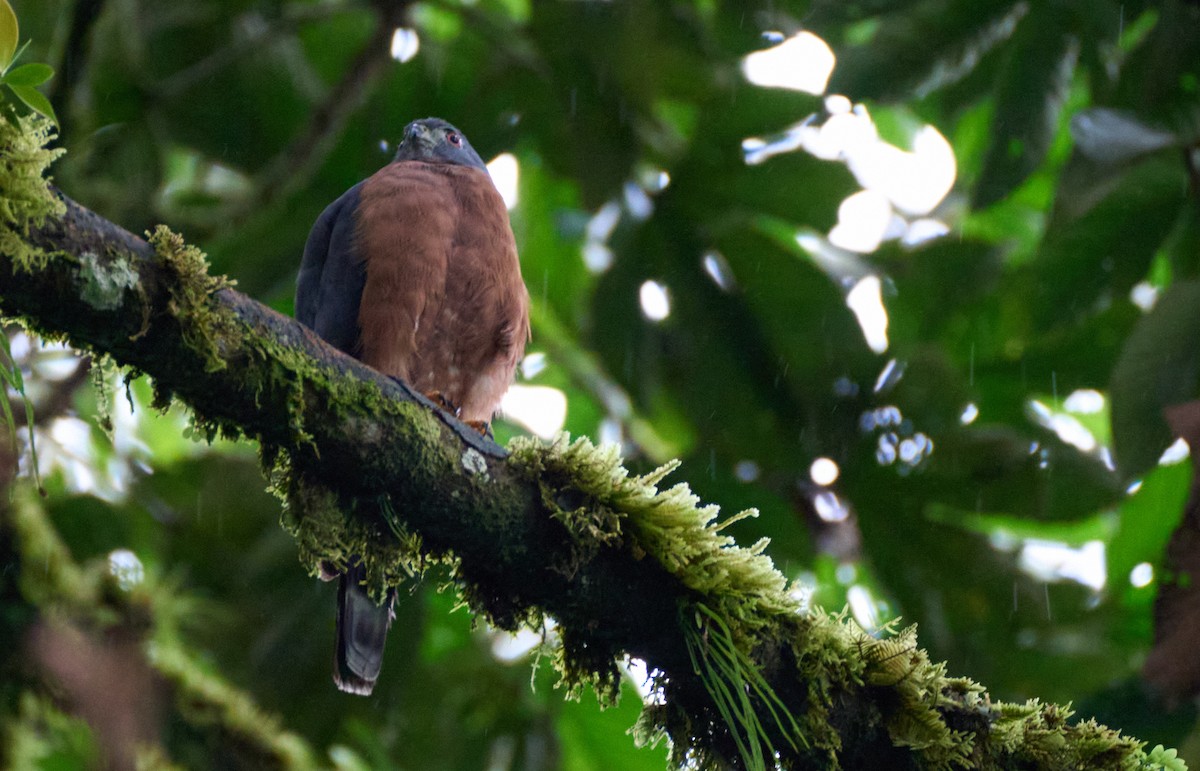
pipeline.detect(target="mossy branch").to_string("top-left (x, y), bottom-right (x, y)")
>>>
top-left (0, 113), bottom-right (1182, 770)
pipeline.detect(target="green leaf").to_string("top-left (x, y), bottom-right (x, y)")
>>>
top-left (972, 5), bottom-right (1077, 208)
top-left (0, 0), bottom-right (17, 71)
top-left (1110, 281), bottom-right (1200, 478)
top-left (0, 345), bottom-right (19, 463)
top-left (8, 82), bottom-right (56, 124)
top-left (1029, 156), bottom-right (1187, 329)
top-left (826, 0), bottom-right (1021, 101)
top-left (1146, 743), bottom-right (1189, 771)
top-left (0, 334), bottom-right (41, 492)
top-left (2, 61), bottom-right (52, 87)
top-left (1106, 461), bottom-right (1190, 604)
top-left (558, 682), bottom-right (667, 771)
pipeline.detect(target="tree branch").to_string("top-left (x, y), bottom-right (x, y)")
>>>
top-left (1, 189), bottom-right (720, 754)
top-left (0, 123), bottom-right (1174, 770)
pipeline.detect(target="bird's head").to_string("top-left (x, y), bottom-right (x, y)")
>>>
top-left (393, 118), bottom-right (487, 170)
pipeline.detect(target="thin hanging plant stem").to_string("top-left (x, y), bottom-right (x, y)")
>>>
top-left (683, 602), bottom-right (808, 769)
top-left (0, 332), bottom-right (41, 492)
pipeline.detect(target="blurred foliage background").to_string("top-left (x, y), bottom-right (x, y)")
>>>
top-left (4, 0), bottom-right (1200, 767)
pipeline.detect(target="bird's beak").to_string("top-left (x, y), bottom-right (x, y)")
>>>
top-left (405, 122), bottom-right (435, 151)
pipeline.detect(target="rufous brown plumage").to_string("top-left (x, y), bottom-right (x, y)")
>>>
top-left (295, 117), bottom-right (529, 695)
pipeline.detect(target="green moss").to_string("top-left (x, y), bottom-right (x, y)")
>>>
top-left (145, 225), bottom-right (238, 375)
top-left (7, 483), bottom-right (91, 607)
top-left (510, 434), bottom-right (1170, 770)
top-left (131, 224), bottom-right (451, 613)
top-left (0, 104), bottom-right (451, 638)
top-left (88, 354), bottom-right (119, 437)
top-left (980, 701), bottom-right (1144, 769)
top-left (139, 223), bottom-right (420, 457)
top-left (851, 622), bottom-right (976, 765)
top-left (276, 463), bottom-right (433, 602)
top-left (4, 693), bottom-right (101, 770)
top-left (264, 391), bottom-right (451, 602)
top-left (0, 117), bottom-right (1180, 771)
top-left (554, 621), bottom-right (623, 706)
top-left (150, 641), bottom-right (321, 769)
top-left (0, 112), bottom-right (65, 272)
top-left (510, 435), bottom-right (815, 759)
top-left (509, 434), bottom-right (793, 630)
top-left (4, 480), bottom-right (325, 770)
top-left (251, 319), bottom-right (465, 604)
top-left (450, 555), bottom-right (543, 634)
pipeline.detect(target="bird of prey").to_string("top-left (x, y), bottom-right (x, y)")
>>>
top-left (295, 117), bottom-right (530, 695)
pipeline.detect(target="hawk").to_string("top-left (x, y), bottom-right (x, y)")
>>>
top-left (295, 117), bottom-right (530, 695)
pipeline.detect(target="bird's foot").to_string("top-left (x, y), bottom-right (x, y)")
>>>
top-left (423, 390), bottom-right (457, 413)
top-left (423, 391), bottom-right (492, 438)
top-left (465, 419), bottom-right (494, 439)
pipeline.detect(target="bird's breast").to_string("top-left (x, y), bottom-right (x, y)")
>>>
top-left (354, 161), bottom-right (526, 420)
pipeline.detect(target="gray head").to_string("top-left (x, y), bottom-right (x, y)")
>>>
top-left (393, 117), bottom-right (487, 170)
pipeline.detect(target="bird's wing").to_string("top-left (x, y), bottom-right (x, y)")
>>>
top-left (296, 181), bottom-right (367, 355)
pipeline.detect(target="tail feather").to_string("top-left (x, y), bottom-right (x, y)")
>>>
top-left (334, 561), bottom-right (395, 695)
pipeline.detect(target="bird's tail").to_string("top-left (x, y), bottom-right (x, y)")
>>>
top-left (334, 560), bottom-right (396, 696)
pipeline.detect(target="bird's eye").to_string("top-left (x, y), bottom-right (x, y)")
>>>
top-left (446, 131), bottom-right (462, 147)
